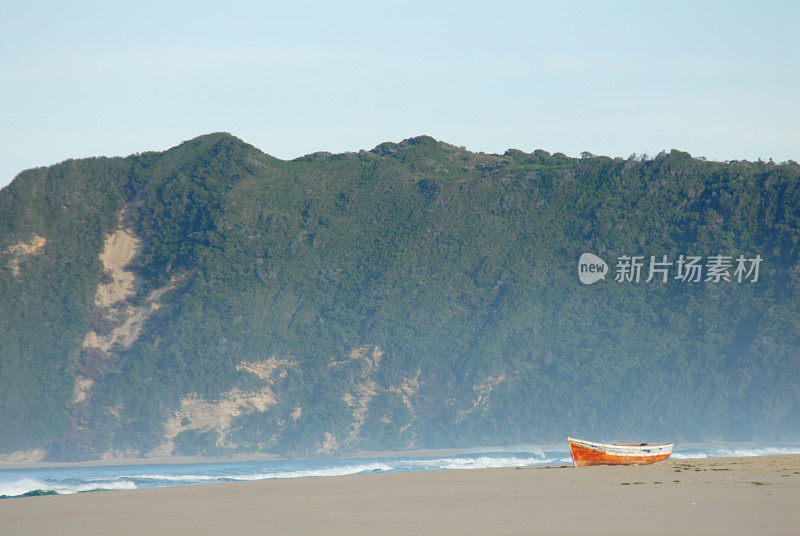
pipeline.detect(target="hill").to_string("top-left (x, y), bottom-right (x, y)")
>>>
top-left (1, 133), bottom-right (799, 461)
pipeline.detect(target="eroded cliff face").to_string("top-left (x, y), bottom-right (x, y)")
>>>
top-left (150, 357), bottom-right (296, 456)
top-left (334, 345), bottom-right (384, 447)
top-left (457, 374), bottom-right (506, 423)
top-left (3, 234), bottom-right (47, 276)
top-left (61, 207), bottom-right (185, 458)
top-left (329, 345), bottom-right (426, 452)
top-left (146, 348), bottom-right (434, 458)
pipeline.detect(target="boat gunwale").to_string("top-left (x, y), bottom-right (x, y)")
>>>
top-left (567, 436), bottom-right (674, 454)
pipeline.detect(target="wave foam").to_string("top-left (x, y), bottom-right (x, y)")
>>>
top-left (711, 446), bottom-right (800, 458)
top-left (121, 456), bottom-right (564, 486)
top-left (672, 445), bottom-right (800, 460)
top-left (232, 462), bottom-right (396, 481)
top-left (0, 478), bottom-right (136, 498)
top-left (395, 455), bottom-right (562, 471)
top-left (128, 462), bottom-right (396, 484)
top-left (671, 453), bottom-right (708, 459)
top-left (130, 473), bottom-right (219, 483)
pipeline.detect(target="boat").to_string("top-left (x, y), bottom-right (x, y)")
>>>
top-left (567, 436), bottom-right (673, 467)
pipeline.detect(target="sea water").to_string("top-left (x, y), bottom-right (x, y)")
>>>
top-left (2, 443), bottom-right (799, 499)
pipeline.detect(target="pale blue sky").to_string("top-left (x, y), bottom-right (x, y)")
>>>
top-left (1, 1), bottom-right (798, 188)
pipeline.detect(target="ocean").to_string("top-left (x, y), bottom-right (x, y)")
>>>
top-left (2, 443), bottom-right (799, 499)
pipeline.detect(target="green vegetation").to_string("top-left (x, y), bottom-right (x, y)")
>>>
top-left (1, 133), bottom-right (799, 460)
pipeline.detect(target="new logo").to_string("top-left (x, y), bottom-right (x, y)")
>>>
top-left (578, 253), bottom-right (608, 285)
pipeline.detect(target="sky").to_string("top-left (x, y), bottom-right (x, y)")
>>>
top-left (1, 0), bottom-right (799, 188)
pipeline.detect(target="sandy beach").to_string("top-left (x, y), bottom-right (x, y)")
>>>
top-left (2, 454), bottom-right (798, 536)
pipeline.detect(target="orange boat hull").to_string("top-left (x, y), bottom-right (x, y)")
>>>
top-left (568, 437), bottom-right (672, 467)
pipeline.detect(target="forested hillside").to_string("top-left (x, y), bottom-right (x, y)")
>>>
top-left (1, 133), bottom-right (798, 461)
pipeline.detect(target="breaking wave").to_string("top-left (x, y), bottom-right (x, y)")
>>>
top-left (711, 446), bottom-right (800, 457)
top-left (392, 455), bottom-right (568, 471)
top-left (130, 462), bottom-right (396, 484)
top-left (124, 454), bottom-right (565, 487)
top-left (0, 477), bottom-right (136, 498)
top-left (672, 445), bottom-right (800, 460)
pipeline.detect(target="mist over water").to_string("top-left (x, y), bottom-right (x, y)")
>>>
top-left (2, 442), bottom-right (798, 499)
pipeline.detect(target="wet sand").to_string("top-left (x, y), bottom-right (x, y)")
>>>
top-left (1, 454), bottom-right (798, 535)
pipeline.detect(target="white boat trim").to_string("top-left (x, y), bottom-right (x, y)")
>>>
top-left (567, 436), bottom-right (674, 457)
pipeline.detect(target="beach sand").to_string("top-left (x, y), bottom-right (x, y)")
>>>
top-left (1, 454), bottom-right (798, 535)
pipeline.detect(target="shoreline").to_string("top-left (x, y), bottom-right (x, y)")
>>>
top-left (1, 454), bottom-right (798, 535)
top-left (0, 446), bottom-right (532, 471)
top-left (2, 439), bottom-right (793, 471)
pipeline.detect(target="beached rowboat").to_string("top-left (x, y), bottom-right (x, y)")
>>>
top-left (567, 436), bottom-right (673, 467)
